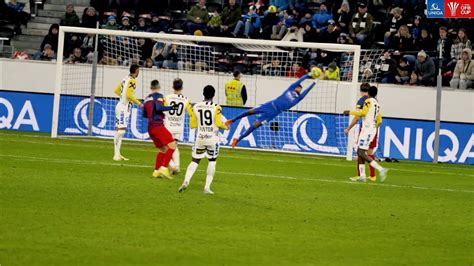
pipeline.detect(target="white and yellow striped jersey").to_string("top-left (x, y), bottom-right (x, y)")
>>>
top-left (114, 75), bottom-right (141, 107)
top-left (164, 93), bottom-right (194, 139)
top-left (350, 97), bottom-right (382, 129)
top-left (190, 101), bottom-right (228, 146)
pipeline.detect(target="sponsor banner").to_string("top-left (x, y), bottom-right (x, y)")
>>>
top-left (1, 91), bottom-right (473, 164)
top-left (427, 0), bottom-right (474, 18)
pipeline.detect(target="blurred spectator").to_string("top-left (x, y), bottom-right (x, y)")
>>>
top-left (410, 15), bottom-right (422, 40)
top-left (413, 51), bottom-right (435, 86)
top-left (334, 2), bottom-right (351, 33)
top-left (270, 0), bottom-right (290, 11)
top-left (262, 5), bottom-right (279, 39)
top-left (134, 18), bottom-right (149, 32)
top-left (450, 48), bottom-right (474, 89)
top-left (65, 34), bottom-right (82, 56)
top-left (232, 6), bottom-right (260, 38)
top-left (65, 47), bottom-right (86, 64)
top-left (349, 2), bottom-right (373, 47)
top-left (102, 16), bottom-right (119, 30)
top-left (319, 20), bottom-right (339, 43)
top-left (148, 13), bottom-right (169, 33)
top-left (120, 16), bottom-right (133, 31)
top-left (383, 7), bottom-right (405, 41)
top-left (151, 41), bottom-right (167, 68)
top-left (163, 44), bottom-right (179, 69)
top-left (324, 62), bottom-right (340, 80)
top-left (263, 59), bottom-right (284, 76)
top-left (81, 7), bottom-right (99, 28)
top-left (60, 4), bottom-right (80, 27)
top-left (271, 10), bottom-right (294, 40)
top-left (394, 57), bottom-right (411, 84)
top-left (81, 33), bottom-right (95, 55)
top-left (282, 22), bottom-right (302, 42)
top-left (301, 23), bottom-right (317, 42)
top-left (40, 24), bottom-right (59, 52)
top-left (437, 27), bottom-right (453, 69)
top-left (379, 51), bottom-right (398, 83)
top-left (450, 28), bottom-right (472, 64)
top-left (144, 58), bottom-right (154, 68)
top-left (414, 29), bottom-right (435, 52)
top-left (337, 32), bottom-right (353, 44)
top-left (220, 0), bottom-right (242, 35)
top-left (186, 0), bottom-right (209, 34)
top-left (33, 44), bottom-right (56, 61)
top-left (290, 0), bottom-right (307, 12)
top-left (99, 52), bottom-right (118, 65)
top-left (5, 0), bottom-right (29, 25)
top-left (207, 8), bottom-right (222, 36)
top-left (312, 3), bottom-right (332, 32)
top-left (287, 62), bottom-right (306, 77)
top-left (387, 25), bottom-right (413, 51)
top-left (138, 38), bottom-right (153, 62)
top-left (299, 11), bottom-right (312, 26)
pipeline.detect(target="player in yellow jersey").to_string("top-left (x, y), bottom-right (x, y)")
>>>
top-left (179, 85), bottom-right (229, 194)
top-left (113, 64), bottom-right (143, 161)
top-left (344, 86), bottom-right (388, 182)
top-left (164, 78), bottom-right (195, 174)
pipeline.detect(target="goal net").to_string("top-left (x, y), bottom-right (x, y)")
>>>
top-left (52, 27), bottom-right (384, 159)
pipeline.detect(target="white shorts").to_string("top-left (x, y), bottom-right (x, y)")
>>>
top-left (357, 127), bottom-right (376, 150)
top-left (115, 103), bottom-right (131, 129)
top-left (192, 143), bottom-right (220, 160)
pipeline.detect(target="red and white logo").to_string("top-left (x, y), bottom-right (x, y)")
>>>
top-left (447, 2), bottom-right (459, 16)
top-left (444, 0), bottom-right (474, 18)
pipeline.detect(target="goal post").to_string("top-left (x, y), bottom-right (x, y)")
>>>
top-left (52, 26), bottom-right (374, 160)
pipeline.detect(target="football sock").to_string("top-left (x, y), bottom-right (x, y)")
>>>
top-left (370, 160), bottom-right (384, 171)
top-left (184, 161), bottom-right (199, 185)
top-left (161, 148), bottom-right (175, 168)
top-left (172, 146), bottom-right (180, 169)
top-left (205, 161), bottom-right (216, 190)
top-left (155, 152), bottom-right (165, 170)
top-left (114, 130), bottom-right (125, 157)
top-left (238, 126), bottom-right (258, 142)
top-left (369, 154), bottom-right (376, 176)
top-left (358, 164), bottom-right (366, 177)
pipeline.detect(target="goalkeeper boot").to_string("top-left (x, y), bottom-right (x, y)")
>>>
top-left (225, 120), bottom-right (233, 127)
top-left (178, 182), bottom-right (188, 193)
top-left (158, 166), bottom-right (173, 179)
top-left (203, 188), bottom-right (214, 195)
top-left (379, 168), bottom-right (389, 183)
top-left (231, 138), bottom-right (238, 148)
top-left (152, 170), bottom-right (161, 178)
top-left (368, 176), bottom-right (377, 182)
top-left (349, 176), bottom-right (367, 182)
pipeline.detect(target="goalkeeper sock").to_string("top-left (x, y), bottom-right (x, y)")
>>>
top-left (358, 164), bottom-right (366, 177)
top-left (238, 126), bottom-right (257, 142)
top-left (205, 161), bottom-right (216, 190)
top-left (184, 161), bottom-right (199, 185)
top-left (172, 146), bottom-right (180, 169)
top-left (155, 152), bottom-right (165, 170)
top-left (369, 154), bottom-right (376, 176)
top-left (369, 160), bottom-right (384, 171)
top-left (114, 130), bottom-right (125, 157)
top-left (161, 148), bottom-right (175, 168)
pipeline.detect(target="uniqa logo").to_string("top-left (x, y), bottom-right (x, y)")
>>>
top-left (64, 98), bottom-right (116, 136)
top-left (290, 114), bottom-right (340, 153)
top-left (447, 2), bottom-right (460, 16)
top-left (431, 3), bottom-right (441, 10)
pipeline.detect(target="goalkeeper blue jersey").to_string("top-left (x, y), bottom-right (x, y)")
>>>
top-left (271, 74), bottom-right (311, 112)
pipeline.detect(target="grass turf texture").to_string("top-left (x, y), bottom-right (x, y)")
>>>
top-left (0, 131), bottom-right (473, 265)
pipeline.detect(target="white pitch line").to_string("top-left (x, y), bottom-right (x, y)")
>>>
top-left (0, 137), bottom-right (472, 177)
top-left (0, 154), bottom-right (472, 194)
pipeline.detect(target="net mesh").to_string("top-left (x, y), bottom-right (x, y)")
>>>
top-left (57, 31), bottom-right (384, 157)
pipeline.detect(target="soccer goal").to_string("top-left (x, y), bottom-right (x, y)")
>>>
top-left (51, 26), bottom-right (383, 160)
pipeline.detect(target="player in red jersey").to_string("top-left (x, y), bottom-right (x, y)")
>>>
top-left (143, 80), bottom-right (179, 179)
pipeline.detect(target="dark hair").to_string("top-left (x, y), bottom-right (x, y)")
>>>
top-left (203, 85), bottom-right (215, 99)
top-left (173, 78), bottom-right (183, 90)
top-left (130, 64), bottom-right (140, 74)
top-left (368, 86), bottom-right (378, 97)
top-left (151, 79), bottom-right (160, 88)
top-left (233, 70), bottom-right (241, 78)
top-left (439, 26), bottom-right (448, 32)
top-left (360, 82), bottom-right (370, 92)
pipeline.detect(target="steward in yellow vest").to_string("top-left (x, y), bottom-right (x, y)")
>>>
top-left (225, 71), bottom-right (248, 107)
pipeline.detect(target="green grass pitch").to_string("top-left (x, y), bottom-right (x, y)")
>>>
top-left (0, 131), bottom-right (473, 265)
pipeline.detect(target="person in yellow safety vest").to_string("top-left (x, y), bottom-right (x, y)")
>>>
top-left (324, 62), bottom-right (341, 81)
top-left (225, 70), bottom-right (248, 106)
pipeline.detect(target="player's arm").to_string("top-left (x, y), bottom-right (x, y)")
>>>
top-left (376, 112), bottom-right (382, 128)
top-left (345, 116), bottom-right (360, 134)
top-left (185, 101), bottom-right (196, 122)
top-left (125, 80), bottom-right (142, 107)
top-left (286, 73), bottom-right (311, 92)
top-left (189, 108), bottom-right (198, 129)
top-left (295, 82), bottom-right (316, 103)
top-left (114, 82), bottom-right (121, 97)
top-left (349, 99), bottom-right (370, 117)
top-left (214, 105), bottom-right (228, 130)
top-left (155, 97), bottom-right (176, 112)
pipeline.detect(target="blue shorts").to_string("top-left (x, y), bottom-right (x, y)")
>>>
top-left (254, 102), bottom-right (280, 124)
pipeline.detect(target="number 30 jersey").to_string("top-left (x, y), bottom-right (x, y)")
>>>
top-left (190, 101), bottom-right (228, 146)
top-left (164, 93), bottom-right (194, 140)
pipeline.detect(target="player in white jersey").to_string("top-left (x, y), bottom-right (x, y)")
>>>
top-left (164, 78), bottom-right (194, 174)
top-left (344, 86), bottom-right (388, 182)
top-left (179, 85), bottom-right (229, 194)
top-left (113, 64), bottom-right (143, 161)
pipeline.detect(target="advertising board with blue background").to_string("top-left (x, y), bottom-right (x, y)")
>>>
top-left (1, 90), bottom-right (473, 164)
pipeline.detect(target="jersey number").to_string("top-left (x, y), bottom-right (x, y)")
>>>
top-left (198, 109), bottom-right (213, 126)
top-left (168, 101), bottom-right (184, 116)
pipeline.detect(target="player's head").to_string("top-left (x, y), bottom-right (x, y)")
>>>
top-left (295, 85), bottom-right (303, 94)
top-left (130, 64), bottom-right (140, 78)
top-left (173, 78), bottom-right (183, 92)
top-left (368, 86), bottom-right (378, 98)
top-left (150, 80), bottom-right (160, 91)
top-left (203, 85), bottom-right (215, 100)
top-left (233, 70), bottom-right (241, 80)
top-left (360, 83), bottom-right (370, 96)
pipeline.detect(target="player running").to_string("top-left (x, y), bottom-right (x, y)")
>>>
top-left (343, 86), bottom-right (388, 182)
top-left (143, 80), bottom-right (179, 179)
top-left (164, 78), bottom-right (194, 175)
top-left (344, 83), bottom-right (381, 182)
top-left (178, 85), bottom-right (229, 194)
top-left (113, 64), bottom-right (143, 161)
top-left (225, 73), bottom-right (316, 147)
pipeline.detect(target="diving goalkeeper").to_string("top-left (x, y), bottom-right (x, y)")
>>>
top-left (225, 73), bottom-right (316, 148)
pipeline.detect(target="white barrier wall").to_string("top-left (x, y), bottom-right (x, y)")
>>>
top-left (1, 59), bottom-right (473, 123)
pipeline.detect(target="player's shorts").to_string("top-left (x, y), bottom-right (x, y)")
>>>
top-left (192, 143), bottom-right (220, 160)
top-left (358, 127), bottom-right (378, 149)
top-left (115, 103), bottom-right (131, 129)
top-left (148, 126), bottom-right (175, 148)
top-left (357, 127), bottom-right (377, 150)
top-left (254, 102), bottom-right (279, 125)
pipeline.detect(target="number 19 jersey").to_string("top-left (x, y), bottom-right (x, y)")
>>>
top-left (164, 93), bottom-right (193, 141)
top-left (191, 101), bottom-right (227, 146)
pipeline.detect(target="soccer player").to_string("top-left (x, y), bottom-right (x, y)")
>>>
top-left (164, 78), bottom-right (194, 174)
top-left (113, 64), bottom-right (143, 161)
top-left (343, 86), bottom-right (388, 182)
top-left (344, 83), bottom-right (381, 181)
top-left (178, 85), bottom-right (228, 194)
top-left (225, 73), bottom-right (316, 147)
top-left (143, 80), bottom-right (179, 179)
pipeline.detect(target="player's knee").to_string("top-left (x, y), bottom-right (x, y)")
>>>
top-left (192, 158), bottom-right (201, 164)
top-left (159, 146), bottom-right (168, 153)
top-left (168, 141), bottom-right (177, 149)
